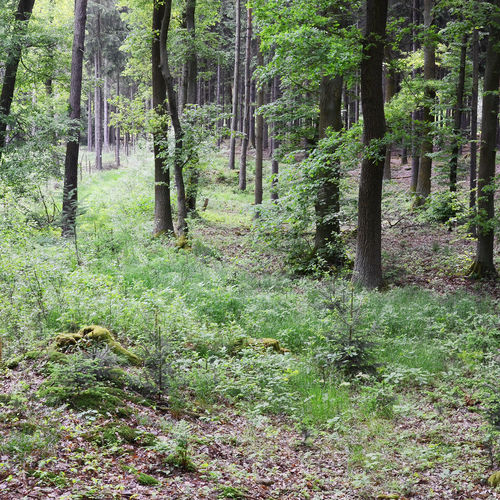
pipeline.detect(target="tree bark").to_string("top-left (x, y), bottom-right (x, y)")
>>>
top-left (353, 0), bottom-right (388, 289)
top-left (228, 0), bottom-right (241, 170)
top-left (254, 44), bottom-right (264, 206)
top-left (94, 12), bottom-right (103, 170)
top-left (152, 0), bottom-right (174, 235)
top-left (239, 7), bottom-right (252, 191)
top-left (114, 76), bottom-right (120, 168)
top-left (270, 76), bottom-right (279, 201)
top-left (184, 0), bottom-right (199, 215)
top-left (61, 0), bottom-right (88, 237)
top-left (415, 0), bottom-right (435, 204)
top-left (0, 0), bottom-right (36, 157)
top-left (383, 47), bottom-right (396, 180)
top-left (449, 35), bottom-right (467, 192)
top-left (159, 0), bottom-right (187, 235)
top-left (469, 7), bottom-right (500, 278)
top-left (313, 75), bottom-right (344, 267)
top-left (469, 28), bottom-right (479, 229)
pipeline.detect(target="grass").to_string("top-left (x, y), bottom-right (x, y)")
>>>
top-left (0, 148), bottom-right (499, 497)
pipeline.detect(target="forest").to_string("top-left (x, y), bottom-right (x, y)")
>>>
top-left (0, 0), bottom-right (500, 498)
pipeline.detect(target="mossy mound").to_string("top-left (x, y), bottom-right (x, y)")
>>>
top-left (230, 337), bottom-right (290, 355)
top-left (488, 471), bottom-right (500, 488)
top-left (85, 422), bottom-right (157, 447)
top-left (136, 472), bottom-right (160, 486)
top-left (54, 325), bottom-right (142, 366)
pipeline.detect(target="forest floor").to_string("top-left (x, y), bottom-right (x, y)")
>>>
top-left (0, 148), bottom-right (499, 499)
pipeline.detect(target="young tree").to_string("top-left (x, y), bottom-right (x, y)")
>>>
top-left (352, 0), bottom-right (388, 289)
top-left (61, 0), bottom-right (88, 237)
top-left (254, 44), bottom-right (264, 206)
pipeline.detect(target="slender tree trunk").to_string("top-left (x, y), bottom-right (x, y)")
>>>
top-left (94, 12), bottom-right (103, 171)
top-left (410, 0), bottom-right (420, 192)
top-left (103, 74), bottom-right (109, 151)
top-left (383, 50), bottom-right (396, 180)
top-left (415, 0), bottom-right (435, 204)
top-left (114, 76), bottom-right (120, 168)
top-left (469, 28), bottom-right (479, 230)
top-left (353, 0), bottom-right (388, 289)
top-left (0, 0), bottom-right (36, 157)
top-left (228, 0), bottom-right (241, 170)
top-left (184, 0), bottom-right (200, 215)
top-left (61, 0), bottom-right (88, 237)
top-left (449, 35), bottom-right (467, 192)
top-left (87, 93), bottom-right (93, 151)
top-left (271, 76), bottom-right (279, 201)
top-left (239, 7), bottom-right (252, 191)
top-left (160, 0), bottom-right (187, 235)
top-left (254, 44), bottom-right (264, 206)
top-left (314, 75), bottom-right (344, 266)
top-left (469, 8), bottom-right (500, 278)
top-left (152, 0), bottom-right (174, 235)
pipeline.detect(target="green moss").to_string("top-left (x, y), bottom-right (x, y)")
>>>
top-left (54, 325), bottom-right (143, 366)
top-left (47, 350), bottom-right (68, 364)
top-left (24, 350), bottom-right (43, 360)
top-left (488, 471), bottom-right (500, 488)
top-left (136, 472), bottom-right (160, 486)
top-left (0, 393), bottom-right (11, 404)
top-left (5, 355), bottom-right (23, 369)
top-left (230, 337), bottom-right (289, 355)
top-left (69, 388), bottom-right (123, 413)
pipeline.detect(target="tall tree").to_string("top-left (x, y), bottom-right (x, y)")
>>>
top-left (61, 0), bottom-right (88, 237)
top-left (254, 44), bottom-right (264, 206)
top-left (152, 0), bottom-right (174, 235)
top-left (238, 6), bottom-right (252, 191)
top-left (183, 0), bottom-right (199, 215)
top-left (469, 28), bottom-right (479, 226)
top-left (159, 0), bottom-right (188, 235)
top-left (469, 3), bottom-right (500, 277)
top-left (0, 0), bottom-right (36, 158)
top-left (353, 0), bottom-right (388, 289)
top-left (228, 0), bottom-right (241, 170)
top-left (449, 34), bottom-right (467, 192)
top-left (415, 0), bottom-right (435, 204)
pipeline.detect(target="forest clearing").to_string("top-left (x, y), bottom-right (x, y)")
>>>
top-left (1, 0), bottom-right (500, 499)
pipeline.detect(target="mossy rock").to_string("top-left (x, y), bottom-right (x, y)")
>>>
top-left (230, 337), bottom-right (289, 355)
top-left (47, 350), bottom-right (69, 364)
top-left (54, 325), bottom-right (143, 367)
top-left (136, 472), bottom-right (160, 486)
top-left (488, 471), bottom-right (500, 488)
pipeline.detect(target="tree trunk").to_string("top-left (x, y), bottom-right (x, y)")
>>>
top-left (254, 44), bottom-right (264, 207)
top-left (469, 28), bottom-right (479, 230)
top-left (228, 0), bottom-right (241, 170)
top-left (160, 0), bottom-right (187, 235)
top-left (0, 0), bottom-right (36, 157)
top-left (184, 0), bottom-right (199, 215)
top-left (469, 8), bottom-right (500, 278)
top-left (415, 0), bottom-right (435, 205)
top-left (239, 7), bottom-right (252, 191)
top-left (449, 35), bottom-right (467, 192)
top-left (103, 74), bottom-right (109, 151)
top-left (313, 75), bottom-right (344, 267)
top-left (383, 47), bottom-right (396, 180)
top-left (353, 0), bottom-right (388, 289)
top-left (61, 0), bottom-right (88, 237)
top-left (87, 93), bottom-right (93, 151)
top-left (270, 76), bottom-right (279, 201)
top-left (94, 12), bottom-right (103, 171)
top-left (114, 76), bottom-right (120, 168)
top-left (410, 0), bottom-right (420, 192)
top-left (152, 0), bottom-right (174, 235)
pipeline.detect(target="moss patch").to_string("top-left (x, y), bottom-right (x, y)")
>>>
top-left (54, 325), bottom-right (143, 366)
top-left (488, 471), bottom-right (500, 488)
top-left (230, 337), bottom-right (289, 355)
